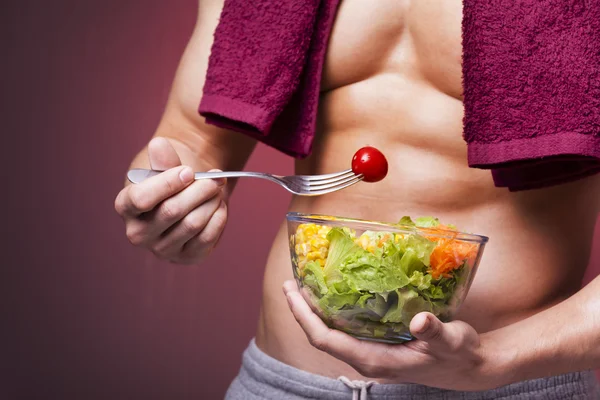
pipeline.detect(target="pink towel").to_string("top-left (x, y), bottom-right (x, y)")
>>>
top-left (463, 0), bottom-right (600, 191)
top-left (198, 0), bottom-right (340, 158)
top-left (200, 0), bottom-right (600, 191)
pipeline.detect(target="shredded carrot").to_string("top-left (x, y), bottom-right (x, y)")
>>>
top-left (378, 233), bottom-right (391, 247)
top-left (425, 225), bottom-right (478, 279)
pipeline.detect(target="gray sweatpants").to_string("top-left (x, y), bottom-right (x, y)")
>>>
top-left (225, 339), bottom-right (600, 400)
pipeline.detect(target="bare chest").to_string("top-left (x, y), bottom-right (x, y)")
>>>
top-left (321, 0), bottom-right (463, 99)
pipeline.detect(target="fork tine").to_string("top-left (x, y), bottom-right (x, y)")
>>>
top-left (298, 170), bottom-right (356, 187)
top-left (303, 173), bottom-right (360, 189)
top-left (307, 176), bottom-right (363, 195)
top-left (295, 169), bottom-right (354, 181)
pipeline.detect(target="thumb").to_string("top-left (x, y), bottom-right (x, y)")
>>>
top-left (148, 137), bottom-right (182, 170)
top-left (410, 312), bottom-right (475, 352)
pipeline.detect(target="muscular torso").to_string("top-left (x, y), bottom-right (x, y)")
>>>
top-left (253, 0), bottom-right (600, 380)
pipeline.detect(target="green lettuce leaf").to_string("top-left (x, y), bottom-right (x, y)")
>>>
top-left (364, 293), bottom-right (389, 316)
top-left (400, 294), bottom-right (434, 325)
top-left (398, 216), bottom-right (440, 228)
top-left (340, 247), bottom-right (410, 293)
top-left (303, 261), bottom-right (328, 295)
top-left (381, 289), bottom-right (419, 324)
top-left (407, 271), bottom-right (432, 291)
top-left (414, 216), bottom-right (440, 228)
top-left (373, 324), bottom-right (388, 338)
top-left (398, 216), bottom-right (415, 226)
top-left (323, 228), bottom-right (361, 283)
top-left (318, 291), bottom-right (361, 312)
top-left (396, 234), bottom-right (436, 270)
top-left (389, 322), bottom-right (410, 335)
top-left (356, 293), bottom-right (373, 308)
top-left (381, 289), bottom-right (442, 326)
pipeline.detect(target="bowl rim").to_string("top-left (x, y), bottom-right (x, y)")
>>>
top-left (286, 212), bottom-right (489, 243)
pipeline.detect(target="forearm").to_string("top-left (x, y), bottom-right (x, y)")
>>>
top-left (483, 274), bottom-right (600, 385)
top-left (126, 0), bottom-right (256, 197)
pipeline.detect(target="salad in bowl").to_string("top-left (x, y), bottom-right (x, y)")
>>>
top-left (287, 213), bottom-right (488, 344)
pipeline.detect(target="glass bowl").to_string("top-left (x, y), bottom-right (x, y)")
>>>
top-left (287, 212), bottom-right (488, 344)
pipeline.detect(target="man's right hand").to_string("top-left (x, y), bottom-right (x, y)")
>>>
top-left (115, 137), bottom-right (228, 264)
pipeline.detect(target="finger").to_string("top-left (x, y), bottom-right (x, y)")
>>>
top-left (283, 282), bottom-right (432, 378)
top-left (410, 312), bottom-right (475, 353)
top-left (282, 281), bottom-right (373, 364)
top-left (282, 280), bottom-right (299, 294)
top-left (152, 194), bottom-right (222, 257)
top-left (116, 166), bottom-right (194, 217)
top-left (207, 168), bottom-right (227, 187)
top-left (209, 199), bottom-right (227, 249)
top-left (282, 282), bottom-right (321, 316)
top-left (150, 178), bottom-right (224, 233)
top-left (122, 218), bottom-right (155, 247)
top-left (180, 200), bottom-right (228, 259)
top-left (148, 137), bottom-right (182, 170)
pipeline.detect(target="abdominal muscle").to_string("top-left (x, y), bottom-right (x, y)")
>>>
top-left (253, 0), bottom-right (600, 380)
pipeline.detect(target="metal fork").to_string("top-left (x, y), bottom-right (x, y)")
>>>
top-left (127, 168), bottom-right (363, 196)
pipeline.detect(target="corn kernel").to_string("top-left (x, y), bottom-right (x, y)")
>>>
top-left (309, 237), bottom-right (328, 250)
top-left (295, 243), bottom-right (311, 256)
top-left (317, 225), bottom-right (331, 236)
top-left (295, 223), bottom-right (332, 270)
top-left (357, 235), bottom-right (369, 250)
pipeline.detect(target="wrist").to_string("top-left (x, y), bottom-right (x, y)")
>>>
top-left (477, 331), bottom-right (522, 389)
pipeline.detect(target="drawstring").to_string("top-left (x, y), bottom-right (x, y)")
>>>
top-left (338, 376), bottom-right (377, 400)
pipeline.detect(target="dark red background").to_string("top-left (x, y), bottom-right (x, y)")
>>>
top-left (2, 1), bottom-right (598, 399)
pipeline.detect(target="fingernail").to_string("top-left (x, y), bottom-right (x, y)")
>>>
top-left (418, 315), bottom-right (431, 334)
top-left (208, 169), bottom-right (226, 187)
top-left (285, 293), bottom-right (293, 308)
top-left (179, 167), bottom-right (193, 183)
top-left (283, 281), bottom-right (293, 295)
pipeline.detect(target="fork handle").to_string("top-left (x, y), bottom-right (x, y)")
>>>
top-left (127, 168), bottom-right (280, 184)
top-left (193, 171), bottom-right (272, 180)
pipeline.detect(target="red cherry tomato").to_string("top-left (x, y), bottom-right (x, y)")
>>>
top-left (351, 146), bottom-right (388, 183)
